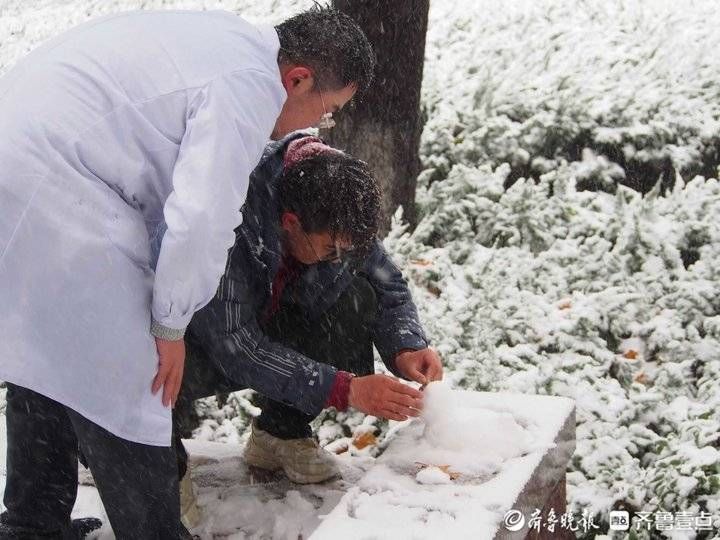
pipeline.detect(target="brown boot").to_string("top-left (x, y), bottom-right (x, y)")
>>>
top-left (243, 421), bottom-right (340, 484)
top-left (179, 470), bottom-right (201, 529)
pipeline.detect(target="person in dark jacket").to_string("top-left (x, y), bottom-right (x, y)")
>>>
top-left (175, 134), bottom-right (442, 495)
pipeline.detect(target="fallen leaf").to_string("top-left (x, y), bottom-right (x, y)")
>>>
top-left (352, 432), bottom-right (377, 450)
top-left (624, 349), bottom-right (639, 360)
top-left (427, 284), bottom-right (441, 297)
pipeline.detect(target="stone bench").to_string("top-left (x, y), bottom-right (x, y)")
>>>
top-left (310, 391), bottom-right (576, 540)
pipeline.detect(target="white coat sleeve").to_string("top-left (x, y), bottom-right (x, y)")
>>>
top-left (150, 69), bottom-right (285, 340)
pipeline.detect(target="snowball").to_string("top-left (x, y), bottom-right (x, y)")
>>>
top-left (422, 382), bottom-right (533, 460)
top-left (416, 466), bottom-right (453, 485)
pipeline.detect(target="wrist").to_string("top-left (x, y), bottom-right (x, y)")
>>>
top-left (324, 371), bottom-right (355, 411)
top-left (393, 349), bottom-right (416, 377)
top-left (150, 319), bottom-right (186, 341)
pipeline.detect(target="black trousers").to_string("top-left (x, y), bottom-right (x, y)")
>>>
top-left (2, 383), bottom-right (189, 540)
top-left (175, 276), bottom-right (377, 475)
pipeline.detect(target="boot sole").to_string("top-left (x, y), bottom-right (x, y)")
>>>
top-left (283, 466), bottom-right (340, 484)
top-left (245, 454), bottom-right (339, 484)
top-left (247, 466), bottom-right (284, 484)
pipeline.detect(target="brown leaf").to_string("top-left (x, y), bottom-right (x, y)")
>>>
top-left (427, 284), bottom-right (441, 297)
top-left (558, 300), bottom-right (572, 310)
top-left (624, 349), bottom-right (639, 360)
top-left (410, 259), bottom-right (432, 267)
top-left (633, 371), bottom-right (648, 384)
top-left (352, 432), bottom-right (377, 450)
top-left (437, 464), bottom-right (461, 481)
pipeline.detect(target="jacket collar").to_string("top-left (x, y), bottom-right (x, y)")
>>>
top-left (240, 131), bottom-right (312, 276)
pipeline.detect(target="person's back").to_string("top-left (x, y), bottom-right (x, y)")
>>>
top-left (0, 10), bottom-right (287, 447)
top-left (0, 10), bottom-right (282, 225)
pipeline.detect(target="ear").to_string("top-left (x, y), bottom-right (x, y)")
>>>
top-left (280, 65), bottom-right (315, 95)
top-left (281, 211), bottom-right (301, 231)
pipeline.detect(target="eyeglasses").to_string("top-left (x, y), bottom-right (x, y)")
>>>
top-left (317, 88), bottom-right (336, 130)
top-left (301, 229), bottom-right (352, 263)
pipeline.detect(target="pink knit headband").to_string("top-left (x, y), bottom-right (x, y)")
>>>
top-left (283, 136), bottom-right (343, 170)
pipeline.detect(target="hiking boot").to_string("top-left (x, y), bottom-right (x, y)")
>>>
top-left (243, 421), bottom-right (340, 484)
top-left (179, 471), bottom-right (201, 530)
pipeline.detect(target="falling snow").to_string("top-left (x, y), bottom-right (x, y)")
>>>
top-left (2, 0), bottom-right (720, 538)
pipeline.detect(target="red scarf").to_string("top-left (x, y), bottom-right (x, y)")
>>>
top-left (263, 254), bottom-right (301, 323)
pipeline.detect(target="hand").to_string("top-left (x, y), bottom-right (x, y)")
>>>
top-left (348, 374), bottom-right (423, 421)
top-left (151, 337), bottom-right (186, 408)
top-left (394, 348), bottom-right (443, 386)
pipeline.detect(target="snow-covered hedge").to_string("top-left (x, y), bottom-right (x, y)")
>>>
top-left (385, 166), bottom-right (720, 537)
top-left (421, 0), bottom-right (720, 194)
top-left (403, 1), bottom-right (720, 534)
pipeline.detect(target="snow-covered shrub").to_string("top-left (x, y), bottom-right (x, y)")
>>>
top-left (382, 159), bottom-right (720, 537)
top-left (421, 0), bottom-right (720, 193)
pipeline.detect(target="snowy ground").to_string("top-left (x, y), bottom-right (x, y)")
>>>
top-left (0, 427), bottom-right (362, 540)
top-left (2, 0), bottom-right (720, 538)
top-left (0, 384), bottom-right (575, 540)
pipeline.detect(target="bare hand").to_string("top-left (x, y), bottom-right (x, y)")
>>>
top-left (395, 348), bottom-right (443, 386)
top-left (348, 374), bottom-right (423, 421)
top-left (151, 337), bottom-right (185, 408)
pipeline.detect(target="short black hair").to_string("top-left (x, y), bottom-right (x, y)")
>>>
top-left (279, 152), bottom-right (380, 252)
top-left (275, 4), bottom-right (376, 97)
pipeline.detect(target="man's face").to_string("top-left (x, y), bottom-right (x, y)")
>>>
top-left (281, 212), bottom-right (353, 265)
top-left (271, 66), bottom-right (357, 139)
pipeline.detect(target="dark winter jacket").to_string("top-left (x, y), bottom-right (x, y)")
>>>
top-left (184, 133), bottom-right (428, 417)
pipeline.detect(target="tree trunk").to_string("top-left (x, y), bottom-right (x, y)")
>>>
top-left (327, 0), bottom-right (429, 235)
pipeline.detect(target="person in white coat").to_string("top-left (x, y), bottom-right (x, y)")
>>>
top-left (0, 5), bottom-right (374, 539)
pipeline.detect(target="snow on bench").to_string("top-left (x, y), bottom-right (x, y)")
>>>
top-left (310, 385), bottom-right (576, 540)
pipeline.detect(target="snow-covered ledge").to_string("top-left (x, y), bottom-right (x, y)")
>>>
top-left (310, 389), bottom-right (576, 540)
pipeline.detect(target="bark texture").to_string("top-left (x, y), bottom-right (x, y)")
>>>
top-left (327, 0), bottom-right (429, 234)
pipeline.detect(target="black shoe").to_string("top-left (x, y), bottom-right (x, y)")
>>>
top-left (0, 521), bottom-right (58, 539)
top-left (0, 514), bottom-right (102, 540)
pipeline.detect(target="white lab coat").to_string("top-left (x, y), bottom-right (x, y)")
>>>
top-left (0, 10), bottom-right (286, 445)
